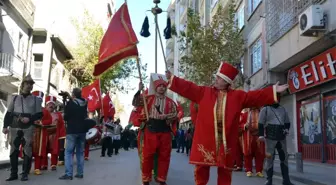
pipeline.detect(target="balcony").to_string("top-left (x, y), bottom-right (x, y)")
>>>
top-left (266, 0), bottom-right (324, 45)
top-left (0, 53), bottom-right (25, 83)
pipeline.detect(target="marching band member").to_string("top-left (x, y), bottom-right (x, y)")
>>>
top-left (44, 95), bottom-right (66, 170)
top-left (128, 88), bottom-right (160, 181)
top-left (165, 61), bottom-right (288, 185)
top-left (101, 116), bottom-right (114, 157)
top-left (84, 112), bottom-right (95, 160)
top-left (112, 118), bottom-right (123, 155)
top-left (31, 91), bottom-right (53, 175)
top-left (234, 110), bottom-right (248, 171)
top-left (243, 107), bottom-right (265, 177)
top-left (132, 74), bottom-right (178, 185)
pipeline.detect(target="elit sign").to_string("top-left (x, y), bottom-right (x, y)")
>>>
top-left (288, 47), bottom-right (336, 94)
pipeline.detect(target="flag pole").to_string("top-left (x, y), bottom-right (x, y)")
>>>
top-left (98, 79), bottom-right (107, 134)
top-left (136, 57), bottom-right (149, 121)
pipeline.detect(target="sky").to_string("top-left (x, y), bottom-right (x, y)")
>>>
top-left (114, 0), bottom-right (170, 126)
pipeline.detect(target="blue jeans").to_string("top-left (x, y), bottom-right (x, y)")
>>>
top-left (65, 134), bottom-right (86, 177)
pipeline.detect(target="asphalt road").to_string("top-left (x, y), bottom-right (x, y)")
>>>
top-left (0, 149), bottom-right (307, 185)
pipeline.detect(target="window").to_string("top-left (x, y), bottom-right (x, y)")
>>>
top-left (236, 4), bottom-right (245, 30)
top-left (33, 54), bottom-right (43, 79)
top-left (249, 0), bottom-right (261, 14)
top-left (250, 38), bottom-right (262, 74)
top-left (17, 33), bottom-right (24, 57)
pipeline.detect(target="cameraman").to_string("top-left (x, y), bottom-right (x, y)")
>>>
top-left (59, 88), bottom-right (88, 180)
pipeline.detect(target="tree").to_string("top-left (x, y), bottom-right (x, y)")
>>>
top-left (173, 1), bottom-right (245, 87)
top-left (65, 10), bottom-right (147, 93)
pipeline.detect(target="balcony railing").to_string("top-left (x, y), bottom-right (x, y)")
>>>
top-left (0, 53), bottom-right (24, 81)
top-left (266, 0), bottom-right (324, 45)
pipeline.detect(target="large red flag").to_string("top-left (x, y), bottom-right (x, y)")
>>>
top-left (82, 80), bottom-right (102, 112)
top-left (102, 93), bottom-right (115, 121)
top-left (93, 3), bottom-right (138, 76)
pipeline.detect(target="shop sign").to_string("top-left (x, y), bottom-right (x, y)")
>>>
top-left (288, 47), bottom-right (336, 93)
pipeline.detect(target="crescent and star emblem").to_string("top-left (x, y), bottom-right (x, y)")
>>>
top-left (88, 88), bottom-right (100, 104)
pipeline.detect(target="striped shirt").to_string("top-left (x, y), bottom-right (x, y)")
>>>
top-left (149, 96), bottom-right (177, 120)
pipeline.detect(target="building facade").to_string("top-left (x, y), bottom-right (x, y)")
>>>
top-left (0, 0), bottom-right (35, 161)
top-left (265, 0), bottom-right (336, 163)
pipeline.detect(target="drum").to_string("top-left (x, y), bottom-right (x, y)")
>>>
top-left (86, 128), bottom-right (102, 145)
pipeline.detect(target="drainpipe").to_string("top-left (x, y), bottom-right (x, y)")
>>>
top-left (45, 35), bottom-right (54, 96)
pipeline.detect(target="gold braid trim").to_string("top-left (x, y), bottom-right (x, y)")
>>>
top-left (197, 144), bottom-right (215, 164)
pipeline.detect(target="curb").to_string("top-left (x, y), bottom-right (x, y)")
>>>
top-left (273, 171), bottom-right (328, 185)
top-left (0, 147), bottom-right (102, 170)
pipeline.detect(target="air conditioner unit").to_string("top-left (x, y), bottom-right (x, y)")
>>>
top-left (299, 5), bottom-right (325, 36)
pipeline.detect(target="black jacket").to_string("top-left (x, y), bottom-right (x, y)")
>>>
top-left (64, 98), bottom-right (88, 134)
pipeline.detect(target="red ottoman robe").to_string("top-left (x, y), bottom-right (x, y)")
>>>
top-left (168, 75), bottom-right (277, 169)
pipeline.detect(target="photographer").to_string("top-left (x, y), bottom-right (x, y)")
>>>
top-left (2, 74), bottom-right (43, 181)
top-left (59, 88), bottom-right (88, 180)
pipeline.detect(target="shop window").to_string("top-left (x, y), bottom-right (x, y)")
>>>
top-left (323, 90), bottom-right (336, 144)
top-left (299, 95), bottom-right (323, 144)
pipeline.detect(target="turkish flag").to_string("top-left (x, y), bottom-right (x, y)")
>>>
top-left (93, 3), bottom-right (139, 76)
top-left (177, 102), bottom-right (184, 121)
top-left (102, 93), bottom-right (115, 121)
top-left (82, 80), bottom-right (102, 112)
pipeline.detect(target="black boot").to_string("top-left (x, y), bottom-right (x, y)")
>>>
top-left (280, 163), bottom-right (294, 185)
top-left (6, 151), bottom-right (19, 181)
top-left (264, 168), bottom-right (273, 185)
top-left (21, 155), bottom-right (32, 181)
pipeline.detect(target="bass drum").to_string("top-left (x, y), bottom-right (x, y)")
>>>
top-left (86, 128), bottom-right (102, 145)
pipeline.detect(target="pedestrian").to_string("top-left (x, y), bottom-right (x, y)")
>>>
top-left (132, 73), bottom-right (178, 185)
top-left (185, 128), bottom-right (193, 156)
top-left (2, 74), bottom-right (43, 181)
top-left (59, 88), bottom-right (88, 180)
top-left (166, 61), bottom-right (288, 185)
top-left (176, 127), bottom-right (185, 153)
top-left (112, 118), bottom-right (122, 155)
top-left (258, 99), bottom-right (294, 185)
top-left (101, 116), bottom-right (113, 157)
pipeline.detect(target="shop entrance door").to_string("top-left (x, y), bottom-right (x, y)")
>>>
top-left (322, 91), bottom-right (336, 164)
top-left (297, 95), bottom-right (323, 162)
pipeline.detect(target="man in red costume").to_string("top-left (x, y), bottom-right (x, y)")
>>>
top-left (242, 107), bottom-right (265, 177)
top-left (132, 74), bottom-right (178, 185)
top-left (166, 61), bottom-right (288, 185)
top-left (43, 95), bottom-right (66, 170)
top-left (31, 91), bottom-right (52, 175)
top-left (234, 110), bottom-right (248, 171)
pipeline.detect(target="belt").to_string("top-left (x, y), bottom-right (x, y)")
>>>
top-left (147, 118), bottom-right (170, 133)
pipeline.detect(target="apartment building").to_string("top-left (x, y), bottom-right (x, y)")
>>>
top-left (0, 0), bottom-right (35, 160)
top-left (265, 0), bottom-right (336, 164)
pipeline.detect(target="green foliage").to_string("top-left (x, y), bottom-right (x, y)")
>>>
top-left (173, 1), bottom-right (245, 87)
top-left (65, 10), bottom-right (147, 93)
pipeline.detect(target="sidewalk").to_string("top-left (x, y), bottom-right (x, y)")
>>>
top-left (0, 145), bottom-right (101, 170)
top-left (273, 158), bottom-right (336, 185)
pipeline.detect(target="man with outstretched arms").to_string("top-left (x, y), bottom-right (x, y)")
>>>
top-left (165, 61), bottom-right (288, 185)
